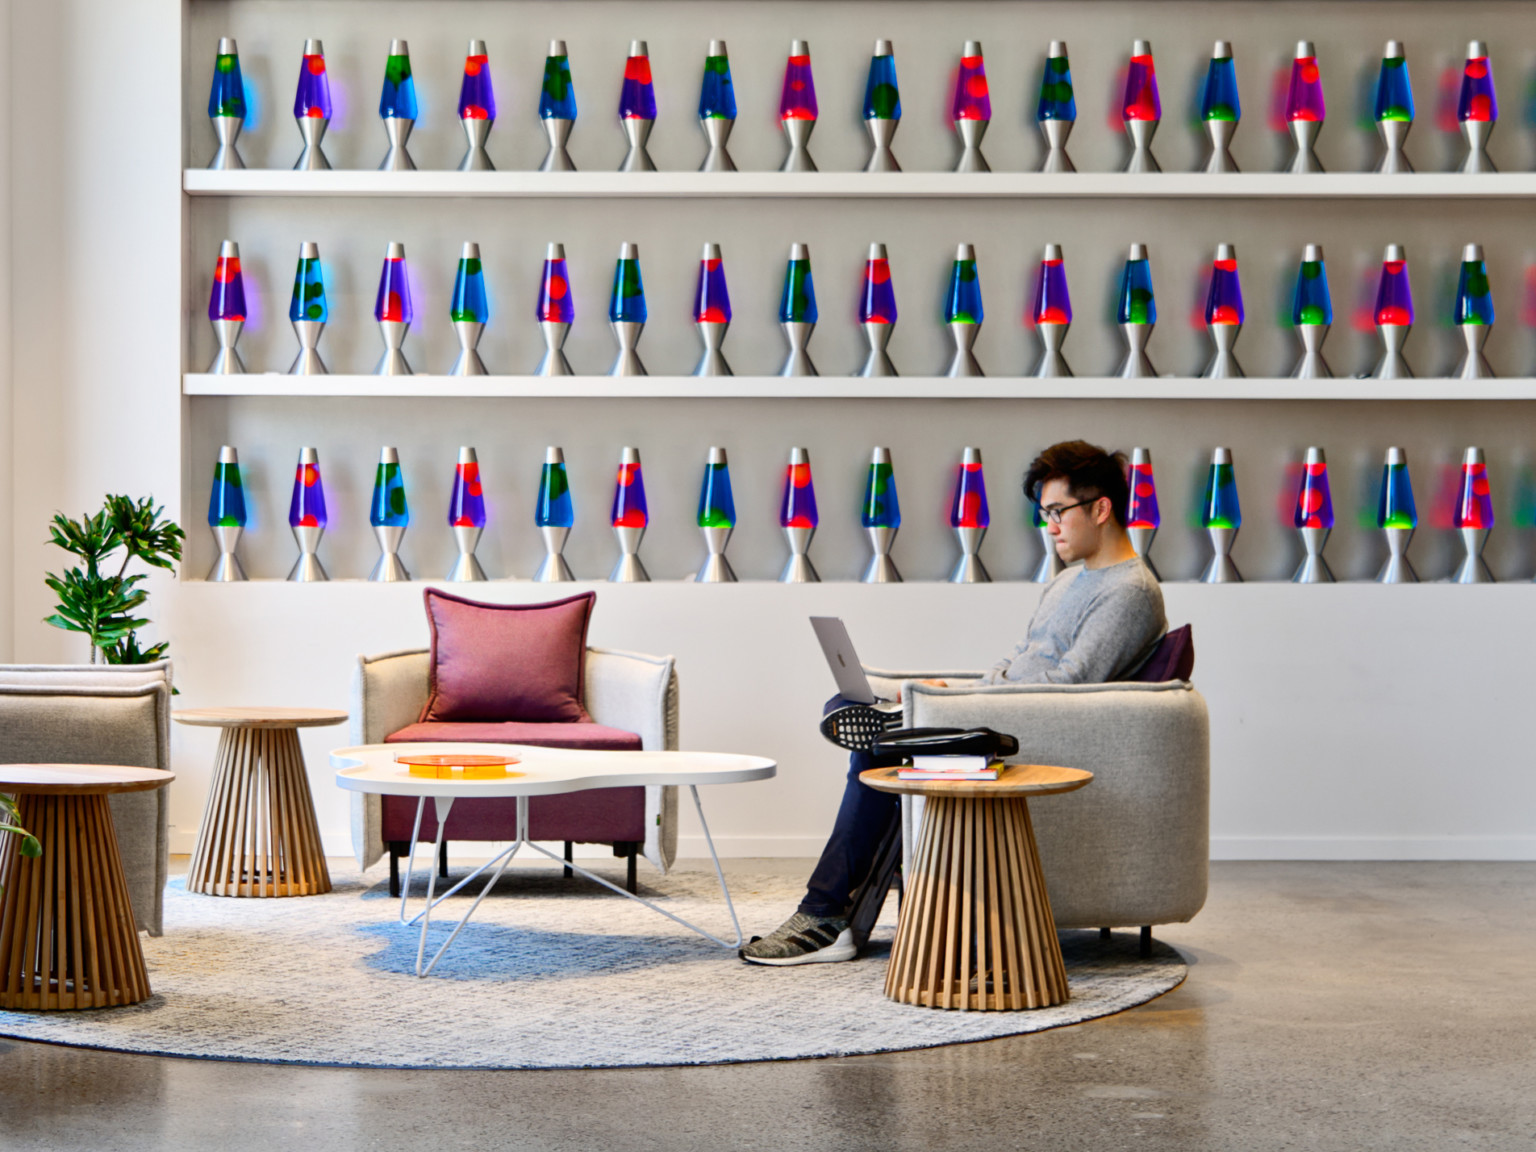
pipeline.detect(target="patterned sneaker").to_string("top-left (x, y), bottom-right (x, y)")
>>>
top-left (739, 912), bottom-right (856, 966)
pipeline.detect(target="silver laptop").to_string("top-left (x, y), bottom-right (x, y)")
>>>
top-left (810, 617), bottom-right (897, 707)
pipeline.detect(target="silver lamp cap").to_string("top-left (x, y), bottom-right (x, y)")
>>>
top-left (1384, 243), bottom-right (1406, 263)
top-left (961, 446), bottom-right (983, 466)
top-left (1385, 446), bottom-right (1407, 467)
top-left (218, 445), bottom-right (239, 465)
top-left (1383, 40), bottom-right (1404, 60)
top-left (303, 39), bottom-right (324, 57)
top-left (1215, 242), bottom-right (1237, 262)
top-left (219, 38), bottom-right (239, 56)
top-left (547, 242), bottom-right (565, 260)
top-left (630, 41), bottom-right (648, 58)
top-left (458, 446), bottom-right (478, 466)
top-left (874, 40), bottom-right (894, 57)
top-left (790, 40), bottom-right (810, 56)
top-left (871, 446), bottom-right (892, 466)
top-left (379, 446), bottom-right (400, 465)
top-left (709, 40), bottom-right (728, 58)
top-left (707, 446), bottom-right (728, 466)
top-left (1467, 41), bottom-right (1488, 59)
top-left (1131, 446), bottom-right (1152, 467)
top-left (298, 240), bottom-right (320, 260)
top-left (955, 242), bottom-right (976, 261)
top-left (620, 445), bottom-right (641, 466)
top-left (548, 40), bottom-right (567, 57)
top-left (219, 239), bottom-right (240, 260)
top-left (701, 241), bottom-right (722, 260)
top-left (1463, 243), bottom-right (1484, 263)
top-left (545, 445), bottom-right (565, 465)
top-left (461, 241), bottom-right (480, 260)
top-left (1132, 39), bottom-right (1152, 57)
top-left (619, 241), bottom-right (640, 260)
top-left (868, 242), bottom-right (888, 261)
top-left (297, 446), bottom-right (320, 465)
top-left (1296, 41), bottom-right (1315, 58)
top-left (1128, 242), bottom-right (1149, 260)
top-left (1302, 243), bottom-right (1325, 262)
top-left (789, 242), bottom-right (811, 261)
top-left (1212, 40), bottom-right (1232, 58)
top-left (963, 40), bottom-right (983, 57)
top-left (1304, 446), bottom-right (1326, 468)
top-left (467, 39), bottom-right (488, 57)
top-left (385, 241), bottom-right (406, 260)
top-left (1043, 242), bottom-right (1064, 261)
top-left (1211, 446), bottom-right (1233, 466)
top-left (1463, 446), bottom-right (1485, 467)
top-left (389, 39), bottom-right (409, 56)
top-left (789, 446), bottom-right (810, 466)
top-left (1048, 41), bottom-right (1069, 59)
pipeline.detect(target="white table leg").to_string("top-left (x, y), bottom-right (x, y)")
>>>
top-left (416, 796), bottom-right (529, 978)
top-left (521, 785), bottom-right (744, 949)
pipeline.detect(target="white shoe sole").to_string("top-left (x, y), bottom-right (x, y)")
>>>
top-left (741, 927), bottom-right (857, 967)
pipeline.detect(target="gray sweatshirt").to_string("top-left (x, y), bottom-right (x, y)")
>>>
top-left (981, 558), bottom-right (1166, 685)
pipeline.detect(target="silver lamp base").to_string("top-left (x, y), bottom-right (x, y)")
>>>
top-left (610, 526), bottom-right (649, 583)
top-left (369, 524), bottom-right (410, 582)
top-left (609, 321), bottom-right (647, 376)
top-left (779, 321), bottom-right (817, 377)
top-left (1454, 324), bottom-right (1495, 379)
top-left (375, 320), bottom-right (412, 376)
top-left (540, 118), bottom-right (576, 172)
top-left (450, 320), bottom-right (487, 376)
top-left (779, 526), bottom-right (818, 583)
top-left (863, 117), bottom-right (900, 173)
top-left (458, 117), bottom-right (495, 171)
top-left (954, 118), bottom-right (989, 173)
top-left (620, 118), bottom-right (656, 172)
top-left (1117, 323), bottom-right (1157, 378)
top-left (1200, 526), bottom-right (1242, 583)
top-left (1459, 120), bottom-right (1496, 174)
top-left (859, 322), bottom-right (897, 377)
top-left (1375, 118), bottom-right (1413, 174)
top-left (950, 526), bottom-right (989, 583)
top-left (780, 118), bottom-right (817, 172)
top-left (1203, 118), bottom-right (1239, 173)
top-left (696, 526), bottom-right (737, 583)
top-left (1032, 526), bottom-right (1064, 583)
top-left (1033, 322), bottom-right (1072, 378)
top-left (380, 118), bottom-right (416, 171)
top-left (1287, 119), bottom-right (1325, 173)
top-left (1203, 324), bottom-right (1244, 379)
top-left (210, 116), bottom-right (245, 170)
top-left (537, 321), bottom-right (573, 376)
top-left (1123, 119), bottom-right (1160, 173)
top-left (1377, 528), bottom-right (1418, 584)
top-left (1372, 324), bottom-right (1413, 379)
top-left (447, 525), bottom-right (486, 582)
top-left (1292, 527), bottom-right (1334, 583)
top-left (1128, 526), bottom-right (1160, 581)
top-left (694, 321), bottom-right (732, 376)
top-left (1039, 119), bottom-right (1075, 172)
top-left (294, 117), bottom-right (331, 171)
top-left (1292, 324), bottom-right (1332, 379)
top-left (534, 525), bottom-right (575, 582)
top-left (700, 117), bottom-right (736, 172)
top-left (862, 526), bottom-right (901, 583)
top-left (945, 322), bottom-right (983, 377)
top-left (1453, 527), bottom-right (1494, 583)
top-left (287, 524), bottom-right (327, 582)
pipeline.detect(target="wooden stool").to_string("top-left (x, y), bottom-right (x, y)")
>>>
top-left (861, 764), bottom-right (1092, 1011)
top-left (177, 708), bottom-right (346, 897)
top-left (0, 764), bottom-right (175, 1010)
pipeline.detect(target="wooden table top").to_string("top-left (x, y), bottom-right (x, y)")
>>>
top-left (860, 763), bottom-right (1092, 798)
top-left (0, 764), bottom-right (175, 795)
top-left (174, 707), bottom-right (349, 730)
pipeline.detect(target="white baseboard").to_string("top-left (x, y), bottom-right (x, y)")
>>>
top-left (1210, 836), bottom-right (1536, 861)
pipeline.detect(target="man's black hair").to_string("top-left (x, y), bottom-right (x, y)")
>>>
top-left (1022, 441), bottom-right (1130, 528)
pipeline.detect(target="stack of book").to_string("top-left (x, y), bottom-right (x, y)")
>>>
top-left (897, 755), bottom-right (1000, 782)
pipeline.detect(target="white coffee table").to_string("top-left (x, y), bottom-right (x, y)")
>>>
top-left (332, 742), bottom-right (776, 976)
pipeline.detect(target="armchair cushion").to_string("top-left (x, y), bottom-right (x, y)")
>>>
top-left (421, 588), bottom-right (594, 724)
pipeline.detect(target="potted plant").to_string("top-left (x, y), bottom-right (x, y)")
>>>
top-left (43, 495), bottom-right (184, 664)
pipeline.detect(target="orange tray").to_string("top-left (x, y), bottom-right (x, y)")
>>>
top-left (395, 753), bottom-right (523, 780)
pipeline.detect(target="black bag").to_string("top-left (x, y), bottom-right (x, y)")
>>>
top-left (870, 726), bottom-right (1019, 760)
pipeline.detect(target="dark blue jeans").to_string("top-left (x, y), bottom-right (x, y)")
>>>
top-left (798, 749), bottom-right (904, 917)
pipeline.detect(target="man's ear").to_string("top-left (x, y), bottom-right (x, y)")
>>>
top-left (1095, 496), bottom-right (1114, 526)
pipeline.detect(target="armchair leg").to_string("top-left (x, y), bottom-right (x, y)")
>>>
top-left (626, 843), bottom-right (638, 894)
top-left (388, 841), bottom-right (406, 898)
top-left (1140, 925), bottom-right (1153, 958)
top-left (1100, 927), bottom-right (1111, 940)
top-left (563, 841), bottom-right (574, 879)
top-left (439, 839), bottom-right (449, 879)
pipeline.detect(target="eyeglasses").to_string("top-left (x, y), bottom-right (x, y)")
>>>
top-left (1036, 497), bottom-right (1101, 525)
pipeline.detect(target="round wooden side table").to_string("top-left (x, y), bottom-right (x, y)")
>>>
top-left (176, 708), bottom-right (347, 897)
top-left (0, 763), bottom-right (175, 1010)
top-left (861, 763), bottom-right (1092, 1012)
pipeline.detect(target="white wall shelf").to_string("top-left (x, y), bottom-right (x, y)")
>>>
top-left (183, 373), bottom-right (1536, 401)
top-left (183, 170), bottom-right (1536, 201)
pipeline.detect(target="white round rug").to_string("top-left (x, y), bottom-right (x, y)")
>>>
top-left (0, 867), bottom-right (1185, 1069)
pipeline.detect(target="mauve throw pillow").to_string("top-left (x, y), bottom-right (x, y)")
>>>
top-left (420, 589), bottom-right (595, 723)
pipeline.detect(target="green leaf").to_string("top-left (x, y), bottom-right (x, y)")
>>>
top-left (106, 494), bottom-right (184, 570)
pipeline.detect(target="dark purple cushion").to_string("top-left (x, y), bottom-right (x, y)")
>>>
top-left (386, 721), bottom-right (642, 751)
top-left (1129, 624), bottom-right (1195, 683)
top-left (419, 588), bottom-right (595, 723)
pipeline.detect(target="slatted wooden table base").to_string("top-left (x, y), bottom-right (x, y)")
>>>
top-left (861, 763), bottom-right (1093, 1012)
top-left (0, 764), bottom-right (174, 1011)
top-left (179, 709), bottom-right (345, 898)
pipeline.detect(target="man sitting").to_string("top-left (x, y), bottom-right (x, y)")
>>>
top-left (741, 440), bottom-right (1167, 966)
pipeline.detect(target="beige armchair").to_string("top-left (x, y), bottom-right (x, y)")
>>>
top-left (349, 646), bottom-right (681, 877)
top-left (0, 662), bottom-right (174, 935)
top-left (866, 669), bottom-right (1210, 939)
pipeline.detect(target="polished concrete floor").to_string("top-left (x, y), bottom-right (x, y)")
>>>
top-left (1, 860), bottom-right (1533, 1151)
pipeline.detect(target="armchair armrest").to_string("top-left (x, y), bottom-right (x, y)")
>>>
top-left (860, 665), bottom-right (985, 714)
top-left (350, 649), bottom-right (431, 746)
top-left (584, 647), bottom-right (678, 752)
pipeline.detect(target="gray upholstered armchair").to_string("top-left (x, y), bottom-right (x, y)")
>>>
top-left (866, 669), bottom-right (1210, 941)
top-left (349, 646), bottom-right (681, 883)
top-left (0, 662), bottom-right (174, 935)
